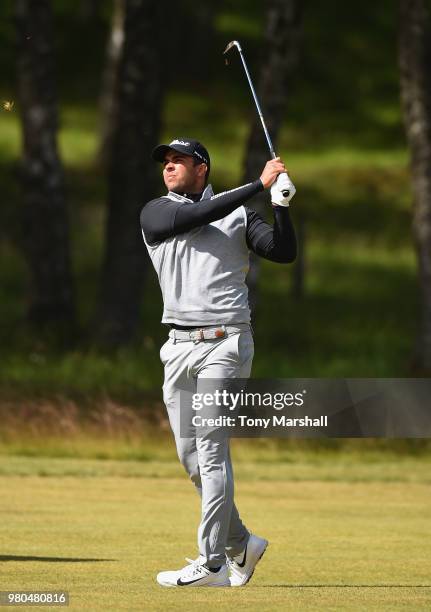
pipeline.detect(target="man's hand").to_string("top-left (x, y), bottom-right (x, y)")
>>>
top-left (259, 157), bottom-right (287, 189)
top-left (271, 173), bottom-right (296, 206)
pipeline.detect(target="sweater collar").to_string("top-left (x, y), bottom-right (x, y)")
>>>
top-left (167, 184), bottom-right (214, 203)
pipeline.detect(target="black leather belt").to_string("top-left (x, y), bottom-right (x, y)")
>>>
top-left (169, 324), bottom-right (214, 330)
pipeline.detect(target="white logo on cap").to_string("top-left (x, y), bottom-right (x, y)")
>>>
top-left (193, 150), bottom-right (207, 163)
top-left (170, 139), bottom-right (190, 146)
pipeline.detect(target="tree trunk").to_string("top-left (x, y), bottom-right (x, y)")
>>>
top-left (79, 0), bottom-right (103, 21)
top-left (97, 0), bottom-right (164, 347)
top-left (399, 0), bottom-right (431, 371)
top-left (98, 0), bottom-right (125, 168)
top-left (165, 2), bottom-right (217, 81)
top-left (15, 0), bottom-right (75, 333)
top-left (240, 0), bottom-right (302, 317)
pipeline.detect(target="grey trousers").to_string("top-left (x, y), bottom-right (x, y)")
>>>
top-left (160, 326), bottom-right (254, 567)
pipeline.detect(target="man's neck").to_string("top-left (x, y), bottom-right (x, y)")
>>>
top-left (174, 190), bottom-right (203, 202)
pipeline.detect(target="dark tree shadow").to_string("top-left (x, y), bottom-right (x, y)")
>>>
top-left (0, 555), bottom-right (116, 563)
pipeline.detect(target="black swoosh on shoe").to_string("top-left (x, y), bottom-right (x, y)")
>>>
top-left (237, 546), bottom-right (247, 568)
top-left (177, 575), bottom-right (206, 586)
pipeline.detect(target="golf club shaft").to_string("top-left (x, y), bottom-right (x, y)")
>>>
top-left (236, 47), bottom-right (276, 158)
top-left (227, 41), bottom-right (290, 196)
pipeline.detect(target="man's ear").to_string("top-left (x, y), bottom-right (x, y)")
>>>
top-left (197, 163), bottom-right (207, 179)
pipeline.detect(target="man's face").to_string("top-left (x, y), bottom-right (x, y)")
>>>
top-left (162, 150), bottom-right (206, 193)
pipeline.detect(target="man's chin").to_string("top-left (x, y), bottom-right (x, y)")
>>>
top-left (166, 182), bottom-right (183, 192)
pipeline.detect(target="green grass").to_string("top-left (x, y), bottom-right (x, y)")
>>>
top-left (0, 457), bottom-right (430, 610)
top-left (1, 449), bottom-right (431, 481)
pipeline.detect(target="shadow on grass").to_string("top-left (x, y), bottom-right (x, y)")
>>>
top-left (0, 555), bottom-right (117, 563)
top-left (262, 584), bottom-right (431, 588)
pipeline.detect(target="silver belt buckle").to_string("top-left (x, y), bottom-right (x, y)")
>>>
top-left (191, 328), bottom-right (205, 343)
top-left (192, 326), bottom-right (226, 343)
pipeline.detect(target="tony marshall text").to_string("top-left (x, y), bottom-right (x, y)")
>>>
top-left (192, 415), bottom-right (328, 428)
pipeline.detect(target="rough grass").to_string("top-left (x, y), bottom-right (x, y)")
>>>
top-left (0, 458), bottom-right (430, 611)
top-left (1, 398), bottom-right (431, 463)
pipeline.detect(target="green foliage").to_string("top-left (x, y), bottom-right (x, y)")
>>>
top-left (0, 108), bottom-right (416, 392)
top-left (0, 0), bottom-right (420, 399)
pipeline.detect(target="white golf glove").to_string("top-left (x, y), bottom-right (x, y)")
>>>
top-left (270, 172), bottom-right (296, 206)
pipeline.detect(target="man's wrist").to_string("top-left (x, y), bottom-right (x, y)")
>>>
top-left (272, 202), bottom-right (290, 208)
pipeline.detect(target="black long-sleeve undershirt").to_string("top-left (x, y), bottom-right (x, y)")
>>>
top-left (140, 181), bottom-right (296, 263)
top-left (245, 206), bottom-right (296, 263)
top-left (141, 180), bottom-right (263, 244)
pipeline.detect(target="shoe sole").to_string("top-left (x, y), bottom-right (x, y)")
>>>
top-left (157, 577), bottom-right (230, 588)
top-left (230, 541), bottom-right (269, 587)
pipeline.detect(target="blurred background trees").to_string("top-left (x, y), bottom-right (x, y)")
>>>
top-left (97, 0), bottom-right (164, 347)
top-left (14, 0), bottom-right (75, 337)
top-left (399, 0), bottom-right (431, 371)
top-left (0, 0), bottom-right (430, 398)
top-left (98, 0), bottom-right (125, 169)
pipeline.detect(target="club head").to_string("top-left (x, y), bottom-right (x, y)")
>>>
top-left (223, 40), bottom-right (242, 55)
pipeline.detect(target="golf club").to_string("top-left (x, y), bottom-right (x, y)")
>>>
top-left (223, 40), bottom-right (294, 198)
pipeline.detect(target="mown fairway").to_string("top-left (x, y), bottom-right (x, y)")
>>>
top-left (0, 456), bottom-right (430, 611)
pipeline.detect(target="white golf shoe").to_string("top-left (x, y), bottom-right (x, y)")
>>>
top-left (227, 533), bottom-right (268, 586)
top-left (156, 557), bottom-right (230, 587)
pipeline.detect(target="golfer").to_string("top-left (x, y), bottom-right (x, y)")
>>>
top-left (140, 138), bottom-right (297, 587)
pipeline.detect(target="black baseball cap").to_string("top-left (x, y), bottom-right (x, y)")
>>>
top-left (151, 138), bottom-right (210, 175)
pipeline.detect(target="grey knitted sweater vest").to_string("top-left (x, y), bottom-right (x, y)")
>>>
top-left (143, 185), bottom-right (251, 326)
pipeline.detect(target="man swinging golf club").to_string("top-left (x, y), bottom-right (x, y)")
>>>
top-left (140, 136), bottom-right (297, 587)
